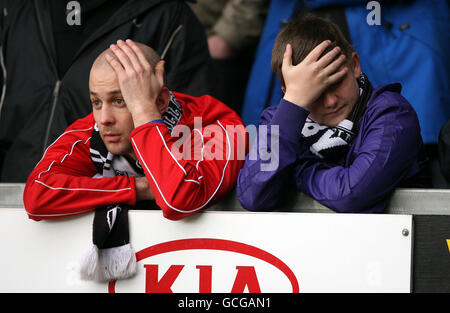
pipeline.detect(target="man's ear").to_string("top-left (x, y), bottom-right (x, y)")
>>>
top-left (156, 86), bottom-right (170, 114)
top-left (281, 85), bottom-right (286, 94)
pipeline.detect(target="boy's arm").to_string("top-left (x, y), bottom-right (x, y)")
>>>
top-left (293, 95), bottom-right (423, 213)
top-left (23, 116), bottom-right (137, 221)
top-left (236, 100), bottom-right (309, 211)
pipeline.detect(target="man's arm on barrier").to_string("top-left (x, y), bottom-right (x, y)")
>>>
top-left (23, 115), bottom-right (137, 221)
top-left (130, 95), bottom-right (245, 221)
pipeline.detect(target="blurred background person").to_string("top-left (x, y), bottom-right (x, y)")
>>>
top-left (188, 0), bottom-right (269, 114)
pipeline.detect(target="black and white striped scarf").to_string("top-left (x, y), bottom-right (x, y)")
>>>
top-left (301, 73), bottom-right (372, 162)
top-left (79, 92), bottom-right (182, 282)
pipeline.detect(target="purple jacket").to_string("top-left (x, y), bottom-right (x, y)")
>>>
top-left (237, 84), bottom-right (430, 213)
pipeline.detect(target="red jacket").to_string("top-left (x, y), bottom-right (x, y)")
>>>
top-left (24, 92), bottom-right (247, 221)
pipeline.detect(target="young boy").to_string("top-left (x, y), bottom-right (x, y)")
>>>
top-left (237, 14), bottom-right (429, 213)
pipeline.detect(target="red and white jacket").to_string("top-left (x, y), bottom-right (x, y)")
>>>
top-left (24, 92), bottom-right (247, 221)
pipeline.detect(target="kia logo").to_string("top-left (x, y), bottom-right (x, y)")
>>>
top-left (108, 238), bottom-right (299, 293)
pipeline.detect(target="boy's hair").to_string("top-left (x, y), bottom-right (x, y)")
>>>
top-left (271, 14), bottom-right (354, 87)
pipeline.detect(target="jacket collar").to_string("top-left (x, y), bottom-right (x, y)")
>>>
top-left (370, 83), bottom-right (402, 99)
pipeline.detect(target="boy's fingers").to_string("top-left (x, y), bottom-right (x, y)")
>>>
top-left (324, 54), bottom-right (347, 76)
top-left (282, 43), bottom-right (293, 70)
top-left (326, 66), bottom-right (348, 85)
top-left (305, 40), bottom-right (332, 63)
top-left (317, 46), bottom-right (342, 68)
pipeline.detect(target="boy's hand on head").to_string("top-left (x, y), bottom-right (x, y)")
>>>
top-left (106, 39), bottom-right (166, 127)
top-left (282, 40), bottom-right (348, 110)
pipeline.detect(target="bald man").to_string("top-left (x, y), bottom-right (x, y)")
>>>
top-left (24, 40), bottom-right (246, 221)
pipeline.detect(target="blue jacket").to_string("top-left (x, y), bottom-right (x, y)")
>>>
top-left (241, 0), bottom-right (450, 144)
top-left (237, 84), bottom-right (429, 213)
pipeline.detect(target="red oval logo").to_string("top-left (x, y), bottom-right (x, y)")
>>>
top-left (108, 238), bottom-right (299, 293)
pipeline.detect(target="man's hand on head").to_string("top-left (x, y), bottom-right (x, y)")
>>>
top-left (282, 40), bottom-right (348, 110)
top-left (105, 39), bottom-right (166, 128)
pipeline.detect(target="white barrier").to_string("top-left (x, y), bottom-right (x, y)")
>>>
top-left (0, 207), bottom-right (412, 293)
top-left (5, 183), bottom-right (450, 214)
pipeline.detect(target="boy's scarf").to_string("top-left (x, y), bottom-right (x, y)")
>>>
top-left (79, 92), bottom-right (182, 282)
top-left (301, 73), bottom-right (373, 161)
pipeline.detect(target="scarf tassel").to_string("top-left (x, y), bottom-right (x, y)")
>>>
top-left (79, 244), bottom-right (137, 282)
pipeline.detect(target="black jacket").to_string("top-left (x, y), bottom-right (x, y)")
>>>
top-left (0, 0), bottom-right (216, 182)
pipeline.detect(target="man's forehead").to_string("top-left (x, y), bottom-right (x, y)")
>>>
top-left (89, 65), bottom-right (120, 93)
top-left (90, 59), bottom-right (116, 78)
top-left (92, 47), bottom-right (115, 70)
